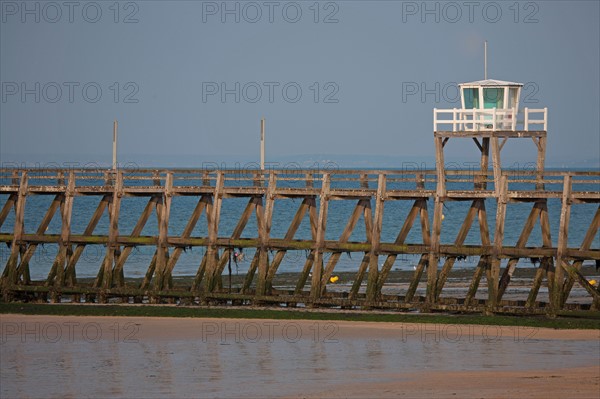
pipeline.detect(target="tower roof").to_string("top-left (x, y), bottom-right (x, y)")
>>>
top-left (459, 79), bottom-right (523, 87)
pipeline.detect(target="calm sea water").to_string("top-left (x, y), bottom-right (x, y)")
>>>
top-left (0, 170), bottom-right (598, 280)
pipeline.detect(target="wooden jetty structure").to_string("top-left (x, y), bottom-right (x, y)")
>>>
top-left (1, 80), bottom-right (599, 314)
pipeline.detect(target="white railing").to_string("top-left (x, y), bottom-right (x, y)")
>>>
top-left (433, 107), bottom-right (548, 132)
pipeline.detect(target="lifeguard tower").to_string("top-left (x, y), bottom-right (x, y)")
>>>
top-left (433, 77), bottom-right (547, 191)
top-left (428, 48), bottom-right (549, 308)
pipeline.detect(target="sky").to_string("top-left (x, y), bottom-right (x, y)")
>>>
top-left (1, 0), bottom-right (599, 169)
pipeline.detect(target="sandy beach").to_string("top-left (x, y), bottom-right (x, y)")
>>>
top-left (1, 314), bottom-right (599, 398)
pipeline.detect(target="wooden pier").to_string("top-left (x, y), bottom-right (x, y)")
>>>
top-left (1, 167), bottom-right (598, 314)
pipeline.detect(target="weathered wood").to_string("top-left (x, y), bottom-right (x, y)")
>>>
top-left (435, 200), bottom-right (479, 299)
top-left (256, 173), bottom-right (276, 296)
top-left (405, 199), bottom-right (431, 302)
top-left (0, 193), bottom-right (16, 229)
top-left (15, 194), bottom-right (61, 284)
top-left (526, 200), bottom-right (554, 308)
top-left (266, 198), bottom-right (311, 286)
top-left (98, 171), bottom-right (123, 292)
top-left (489, 175), bottom-right (508, 309)
top-left (153, 172), bottom-right (172, 291)
top-left (3, 172), bottom-right (28, 286)
top-left (562, 206), bottom-right (600, 305)
top-left (497, 202), bottom-right (542, 300)
top-left (205, 172), bottom-right (224, 292)
top-left (366, 174), bottom-right (386, 303)
top-left (553, 175), bottom-right (572, 311)
top-left (320, 199), bottom-right (366, 294)
top-left (113, 196), bottom-right (160, 287)
top-left (377, 199), bottom-right (420, 293)
top-left (0, 167), bottom-right (598, 314)
top-left (310, 174), bottom-right (330, 302)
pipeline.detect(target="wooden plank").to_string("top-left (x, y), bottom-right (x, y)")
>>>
top-left (535, 136), bottom-right (546, 191)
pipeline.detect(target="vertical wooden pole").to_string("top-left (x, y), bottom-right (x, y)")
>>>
top-left (256, 173), bottom-right (276, 296)
top-left (153, 172), bottom-right (172, 292)
top-left (535, 136), bottom-right (546, 191)
top-left (205, 172), bottom-right (224, 292)
top-left (490, 136), bottom-right (502, 194)
top-left (309, 173), bottom-right (330, 303)
top-left (3, 172), bottom-right (28, 287)
top-left (366, 174), bottom-right (386, 304)
top-left (489, 174), bottom-right (507, 310)
top-left (52, 171), bottom-right (75, 296)
top-left (554, 175), bottom-right (572, 312)
top-left (101, 171), bottom-right (122, 292)
top-left (428, 136), bottom-right (446, 308)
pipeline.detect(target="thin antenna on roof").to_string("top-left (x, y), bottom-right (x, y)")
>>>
top-left (484, 40), bottom-right (488, 80)
top-left (112, 120), bottom-right (118, 170)
top-left (260, 117), bottom-right (265, 170)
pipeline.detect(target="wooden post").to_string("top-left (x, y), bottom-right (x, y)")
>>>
top-left (490, 136), bottom-right (502, 194)
top-left (309, 173), bottom-right (330, 303)
top-left (489, 174), bottom-right (507, 311)
top-left (553, 175), bottom-right (572, 312)
top-left (100, 171), bottom-right (122, 293)
top-left (153, 172), bottom-right (172, 292)
top-left (535, 135), bottom-right (546, 191)
top-left (205, 172), bottom-right (224, 292)
top-left (52, 171), bottom-right (75, 295)
top-left (366, 174), bottom-right (385, 304)
top-left (3, 172), bottom-right (28, 287)
top-left (255, 173), bottom-right (276, 296)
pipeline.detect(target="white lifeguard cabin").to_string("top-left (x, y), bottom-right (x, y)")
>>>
top-left (432, 76), bottom-right (548, 192)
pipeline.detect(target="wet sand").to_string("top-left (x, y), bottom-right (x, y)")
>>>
top-left (1, 314), bottom-right (599, 398)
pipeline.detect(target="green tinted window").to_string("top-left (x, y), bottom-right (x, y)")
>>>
top-left (463, 88), bottom-right (479, 108)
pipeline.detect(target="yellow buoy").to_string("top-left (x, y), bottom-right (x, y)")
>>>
top-left (442, 214), bottom-right (445, 220)
top-left (589, 279), bottom-right (597, 286)
top-left (329, 276), bottom-right (339, 283)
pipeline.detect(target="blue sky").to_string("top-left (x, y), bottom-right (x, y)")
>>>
top-left (1, 0), bottom-right (599, 168)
